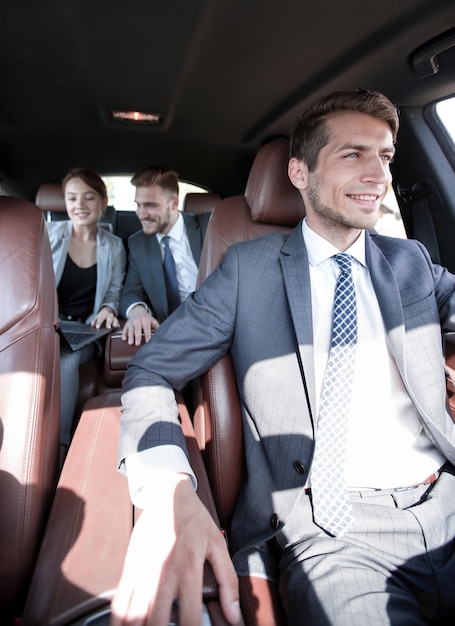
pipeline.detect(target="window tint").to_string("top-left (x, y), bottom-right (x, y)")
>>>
top-left (102, 175), bottom-right (208, 211)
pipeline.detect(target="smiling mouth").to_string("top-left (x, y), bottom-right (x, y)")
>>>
top-left (347, 194), bottom-right (380, 202)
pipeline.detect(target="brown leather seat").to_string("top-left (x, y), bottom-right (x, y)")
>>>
top-left (22, 388), bottom-right (230, 625)
top-left (183, 191), bottom-right (221, 214)
top-left (194, 138), bottom-right (305, 625)
top-left (0, 197), bottom-right (60, 622)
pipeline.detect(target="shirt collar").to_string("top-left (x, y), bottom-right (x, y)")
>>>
top-left (301, 218), bottom-right (367, 269)
top-left (156, 211), bottom-right (184, 244)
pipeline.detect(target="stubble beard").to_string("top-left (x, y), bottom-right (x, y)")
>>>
top-left (307, 180), bottom-right (379, 234)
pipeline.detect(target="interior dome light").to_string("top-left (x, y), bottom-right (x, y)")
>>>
top-left (110, 110), bottom-right (162, 124)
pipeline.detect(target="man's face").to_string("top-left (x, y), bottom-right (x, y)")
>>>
top-left (293, 112), bottom-right (395, 236)
top-left (134, 184), bottom-right (179, 235)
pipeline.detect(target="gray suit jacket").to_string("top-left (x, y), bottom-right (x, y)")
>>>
top-left (47, 220), bottom-right (126, 322)
top-left (119, 211), bottom-right (211, 321)
top-left (119, 223), bottom-right (455, 559)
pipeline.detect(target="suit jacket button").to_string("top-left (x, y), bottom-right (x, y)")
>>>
top-left (293, 460), bottom-right (306, 475)
top-left (270, 513), bottom-right (280, 529)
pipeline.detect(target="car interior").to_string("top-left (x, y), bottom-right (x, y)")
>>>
top-left (1, 1), bottom-right (455, 624)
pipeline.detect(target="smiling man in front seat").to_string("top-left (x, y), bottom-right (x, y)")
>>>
top-left (113, 90), bottom-right (455, 626)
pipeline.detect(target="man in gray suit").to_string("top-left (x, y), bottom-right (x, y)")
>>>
top-left (112, 91), bottom-right (455, 625)
top-left (119, 165), bottom-right (210, 346)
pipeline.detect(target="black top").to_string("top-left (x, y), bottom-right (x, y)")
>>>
top-left (57, 254), bottom-right (97, 322)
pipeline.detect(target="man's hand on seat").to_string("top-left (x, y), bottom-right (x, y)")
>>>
top-left (110, 475), bottom-right (241, 626)
top-left (122, 305), bottom-right (160, 346)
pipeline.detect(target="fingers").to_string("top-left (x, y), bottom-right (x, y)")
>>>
top-left (92, 307), bottom-right (119, 329)
top-left (208, 544), bottom-right (241, 624)
top-left (121, 317), bottom-right (158, 345)
top-left (111, 478), bottom-right (239, 626)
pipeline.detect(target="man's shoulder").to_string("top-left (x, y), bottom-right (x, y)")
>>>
top-left (229, 230), bottom-right (291, 257)
top-left (370, 231), bottom-right (425, 256)
top-left (128, 229), bottom-right (154, 247)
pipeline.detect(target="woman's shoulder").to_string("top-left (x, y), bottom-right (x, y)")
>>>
top-left (97, 226), bottom-right (122, 244)
top-left (46, 219), bottom-right (71, 239)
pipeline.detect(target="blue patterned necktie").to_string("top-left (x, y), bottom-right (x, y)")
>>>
top-left (162, 236), bottom-right (181, 313)
top-left (310, 253), bottom-right (357, 536)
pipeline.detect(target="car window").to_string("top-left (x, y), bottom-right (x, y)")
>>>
top-left (436, 96), bottom-right (455, 143)
top-left (375, 187), bottom-right (407, 238)
top-left (102, 174), bottom-right (208, 211)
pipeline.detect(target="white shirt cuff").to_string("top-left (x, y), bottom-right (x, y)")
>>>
top-left (126, 302), bottom-right (151, 318)
top-left (125, 445), bottom-right (197, 509)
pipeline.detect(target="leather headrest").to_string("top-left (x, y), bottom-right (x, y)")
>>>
top-left (183, 192), bottom-right (221, 215)
top-left (244, 138), bottom-right (305, 225)
top-left (35, 182), bottom-right (66, 213)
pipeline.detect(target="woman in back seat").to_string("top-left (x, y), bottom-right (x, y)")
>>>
top-left (47, 168), bottom-right (126, 459)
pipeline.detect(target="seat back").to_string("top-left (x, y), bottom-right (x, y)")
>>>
top-left (0, 198), bottom-right (60, 619)
top-left (195, 138), bottom-right (305, 527)
top-left (193, 139), bottom-right (304, 625)
top-left (35, 182), bottom-right (68, 221)
top-left (183, 191), bottom-right (221, 214)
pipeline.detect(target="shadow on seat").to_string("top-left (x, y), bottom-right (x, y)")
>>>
top-left (0, 198), bottom-right (60, 623)
top-left (193, 137), bottom-right (305, 626)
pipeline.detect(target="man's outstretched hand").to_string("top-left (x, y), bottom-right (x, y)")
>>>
top-left (110, 474), bottom-right (241, 625)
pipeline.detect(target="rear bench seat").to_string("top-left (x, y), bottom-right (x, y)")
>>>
top-left (34, 182), bottom-right (220, 434)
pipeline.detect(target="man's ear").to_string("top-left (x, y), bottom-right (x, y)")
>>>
top-left (288, 158), bottom-right (309, 190)
top-left (171, 195), bottom-right (179, 211)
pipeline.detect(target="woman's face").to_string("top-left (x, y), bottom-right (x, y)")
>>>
top-left (64, 177), bottom-right (107, 227)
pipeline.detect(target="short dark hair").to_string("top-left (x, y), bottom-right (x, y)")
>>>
top-left (290, 89), bottom-right (399, 171)
top-left (62, 167), bottom-right (107, 199)
top-left (131, 165), bottom-right (179, 197)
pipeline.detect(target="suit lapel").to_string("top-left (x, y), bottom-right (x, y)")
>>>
top-left (280, 224), bottom-right (317, 422)
top-left (365, 234), bottom-right (406, 370)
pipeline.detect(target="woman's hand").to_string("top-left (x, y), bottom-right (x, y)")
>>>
top-left (92, 306), bottom-right (120, 329)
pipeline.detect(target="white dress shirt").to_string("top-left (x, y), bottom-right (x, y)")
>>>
top-left (156, 212), bottom-right (198, 302)
top-left (303, 220), bottom-right (444, 489)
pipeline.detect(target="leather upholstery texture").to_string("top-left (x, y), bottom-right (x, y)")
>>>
top-left (0, 197), bottom-right (60, 620)
top-left (183, 191), bottom-right (221, 214)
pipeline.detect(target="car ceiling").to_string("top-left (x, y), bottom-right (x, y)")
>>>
top-left (1, 0), bottom-right (455, 200)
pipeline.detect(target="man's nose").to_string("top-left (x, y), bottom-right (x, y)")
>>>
top-left (363, 156), bottom-right (391, 184)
